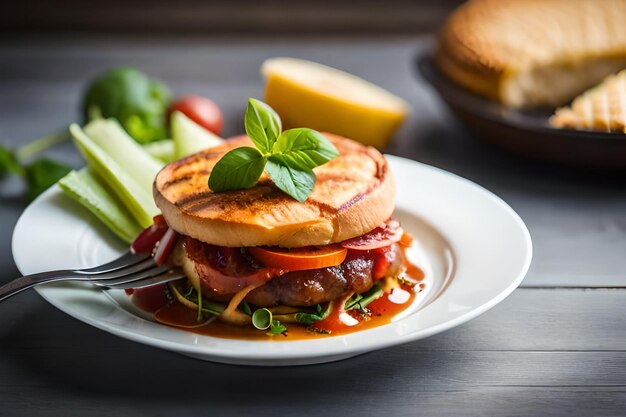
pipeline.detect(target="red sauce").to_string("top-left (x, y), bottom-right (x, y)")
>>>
top-left (128, 284), bottom-right (171, 313)
top-left (128, 239), bottom-right (426, 340)
top-left (154, 301), bottom-right (209, 328)
top-left (312, 284), bottom-right (416, 335)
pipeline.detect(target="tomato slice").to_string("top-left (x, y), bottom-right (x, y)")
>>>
top-left (248, 245), bottom-right (348, 271)
top-left (185, 238), bottom-right (285, 295)
top-left (131, 215), bottom-right (169, 254)
top-left (154, 228), bottom-right (179, 265)
top-left (341, 219), bottom-right (404, 250)
top-left (131, 214), bottom-right (179, 265)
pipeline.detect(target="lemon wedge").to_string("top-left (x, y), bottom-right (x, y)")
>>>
top-left (261, 58), bottom-right (409, 148)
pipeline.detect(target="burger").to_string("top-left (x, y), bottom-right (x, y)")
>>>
top-left (139, 118), bottom-right (419, 337)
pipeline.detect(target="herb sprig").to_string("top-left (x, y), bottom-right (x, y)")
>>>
top-left (0, 131), bottom-right (72, 201)
top-left (208, 98), bottom-right (338, 202)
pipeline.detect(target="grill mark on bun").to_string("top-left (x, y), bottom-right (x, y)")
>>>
top-left (177, 186), bottom-right (286, 214)
top-left (161, 174), bottom-right (194, 190)
top-left (175, 191), bottom-right (214, 208)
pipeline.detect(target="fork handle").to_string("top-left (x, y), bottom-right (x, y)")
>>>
top-left (0, 270), bottom-right (81, 302)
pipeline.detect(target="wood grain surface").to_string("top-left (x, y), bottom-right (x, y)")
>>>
top-left (0, 34), bottom-right (625, 416)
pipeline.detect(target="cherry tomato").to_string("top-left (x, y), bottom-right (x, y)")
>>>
top-left (248, 245), bottom-right (348, 271)
top-left (168, 95), bottom-right (223, 135)
top-left (341, 219), bottom-right (404, 250)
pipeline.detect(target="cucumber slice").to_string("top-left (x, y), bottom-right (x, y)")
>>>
top-left (70, 121), bottom-right (159, 227)
top-left (58, 169), bottom-right (143, 243)
top-left (171, 111), bottom-right (223, 158)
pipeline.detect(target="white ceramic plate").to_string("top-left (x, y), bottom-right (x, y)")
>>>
top-left (12, 156), bottom-right (532, 366)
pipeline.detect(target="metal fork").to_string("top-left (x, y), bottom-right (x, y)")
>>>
top-left (0, 251), bottom-right (185, 302)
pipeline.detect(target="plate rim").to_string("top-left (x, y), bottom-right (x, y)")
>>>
top-left (12, 155), bottom-right (533, 363)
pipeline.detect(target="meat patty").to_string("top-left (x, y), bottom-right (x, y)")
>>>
top-left (184, 238), bottom-right (405, 307)
top-left (248, 256), bottom-right (375, 306)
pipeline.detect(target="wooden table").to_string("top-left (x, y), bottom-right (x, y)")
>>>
top-left (1, 35), bottom-right (625, 416)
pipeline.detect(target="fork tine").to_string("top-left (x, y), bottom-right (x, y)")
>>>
top-left (96, 264), bottom-right (170, 286)
top-left (78, 251), bottom-right (151, 275)
top-left (102, 271), bottom-right (186, 290)
top-left (84, 257), bottom-right (157, 281)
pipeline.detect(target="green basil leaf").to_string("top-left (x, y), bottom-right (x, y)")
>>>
top-left (267, 320), bottom-right (287, 335)
top-left (273, 128), bottom-right (339, 170)
top-left (208, 147), bottom-right (266, 192)
top-left (0, 146), bottom-right (23, 177)
top-left (295, 302), bottom-right (332, 325)
top-left (24, 158), bottom-right (72, 201)
top-left (240, 300), bottom-right (252, 316)
top-left (244, 98), bottom-right (281, 154)
top-left (265, 156), bottom-right (316, 202)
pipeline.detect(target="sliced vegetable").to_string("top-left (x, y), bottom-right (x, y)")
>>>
top-left (221, 285), bottom-right (256, 326)
top-left (83, 67), bottom-right (172, 143)
top-left (168, 280), bottom-right (225, 316)
top-left (345, 284), bottom-right (383, 312)
top-left (142, 140), bottom-right (176, 163)
top-left (168, 95), bottom-right (223, 136)
top-left (252, 308), bottom-right (273, 330)
top-left (131, 215), bottom-right (169, 254)
top-left (58, 169), bottom-right (143, 243)
top-left (341, 219), bottom-right (403, 250)
top-left (248, 245), bottom-right (347, 271)
top-left (185, 239), bottom-right (283, 294)
top-left (153, 228), bottom-right (179, 265)
top-left (83, 119), bottom-right (163, 191)
top-left (70, 120), bottom-right (160, 227)
top-left (171, 111), bottom-right (223, 159)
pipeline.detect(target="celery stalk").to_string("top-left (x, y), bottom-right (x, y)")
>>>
top-left (142, 140), bottom-right (176, 163)
top-left (70, 122), bottom-right (159, 227)
top-left (83, 119), bottom-right (163, 192)
top-left (58, 169), bottom-right (143, 244)
top-left (171, 111), bottom-right (223, 159)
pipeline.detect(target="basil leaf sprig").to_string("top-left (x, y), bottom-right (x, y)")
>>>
top-left (0, 130), bottom-right (73, 201)
top-left (208, 98), bottom-right (339, 202)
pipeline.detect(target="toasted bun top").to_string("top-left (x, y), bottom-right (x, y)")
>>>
top-left (154, 133), bottom-right (395, 248)
top-left (436, 0), bottom-right (626, 106)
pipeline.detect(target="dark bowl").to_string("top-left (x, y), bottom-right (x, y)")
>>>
top-left (417, 52), bottom-right (626, 172)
